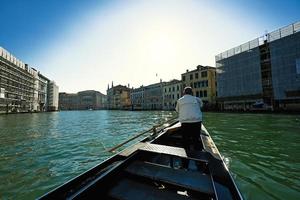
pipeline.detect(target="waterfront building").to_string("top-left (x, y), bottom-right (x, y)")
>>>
top-left (33, 71), bottom-right (49, 111)
top-left (130, 86), bottom-right (145, 110)
top-left (59, 90), bottom-right (105, 110)
top-left (107, 83), bottom-right (131, 109)
top-left (216, 21), bottom-right (300, 111)
top-left (181, 65), bottom-right (216, 107)
top-left (101, 95), bottom-right (107, 109)
top-left (144, 80), bottom-right (165, 110)
top-left (0, 47), bottom-right (58, 113)
top-left (59, 93), bottom-right (78, 110)
top-left (163, 79), bottom-right (182, 110)
top-left (47, 81), bottom-right (59, 111)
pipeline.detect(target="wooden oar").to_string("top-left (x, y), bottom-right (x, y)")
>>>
top-left (108, 116), bottom-right (178, 153)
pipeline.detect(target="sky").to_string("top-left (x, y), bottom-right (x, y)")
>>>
top-left (1, 0), bottom-right (300, 94)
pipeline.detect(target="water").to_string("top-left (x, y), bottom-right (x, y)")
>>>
top-left (0, 111), bottom-right (299, 199)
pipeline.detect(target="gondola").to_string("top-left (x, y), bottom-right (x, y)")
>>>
top-left (38, 120), bottom-right (244, 200)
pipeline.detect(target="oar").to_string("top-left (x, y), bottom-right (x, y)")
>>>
top-left (108, 116), bottom-right (178, 153)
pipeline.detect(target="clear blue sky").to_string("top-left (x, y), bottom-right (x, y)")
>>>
top-left (1, 0), bottom-right (300, 93)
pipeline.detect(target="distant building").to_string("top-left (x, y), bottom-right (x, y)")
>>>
top-left (107, 83), bottom-right (131, 109)
top-left (0, 47), bottom-right (58, 113)
top-left (144, 81), bottom-right (165, 110)
top-left (47, 81), bottom-right (59, 111)
top-left (33, 71), bottom-right (49, 111)
top-left (101, 95), bottom-right (107, 109)
top-left (181, 65), bottom-right (216, 107)
top-left (59, 90), bottom-right (105, 110)
top-left (216, 21), bottom-right (300, 111)
top-left (59, 93), bottom-right (78, 110)
top-left (163, 79), bottom-right (182, 110)
top-left (130, 86), bottom-right (145, 110)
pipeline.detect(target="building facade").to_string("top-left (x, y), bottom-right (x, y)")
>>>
top-left (0, 47), bottom-right (58, 113)
top-left (107, 84), bottom-right (131, 110)
top-left (144, 81), bottom-right (165, 110)
top-left (216, 21), bottom-right (300, 111)
top-left (59, 93), bottom-right (79, 110)
top-left (33, 71), bottom-right (49, 111)
top-left (59, 90), bottom-right (105, 110)
top-left (163, 79), bottom-right (182, 110)
top-left (130, 86), bottom-right (145, 110)
top-left (47, 81), bottom-right (59, 111)
top-left (181, 65), bottom-right (216, 107)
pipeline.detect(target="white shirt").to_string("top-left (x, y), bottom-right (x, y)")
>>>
top-left (175, 95), bottom-right (203, 123)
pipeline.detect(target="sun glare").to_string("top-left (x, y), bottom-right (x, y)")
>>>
top-left (145, 30), bottom-right (177, 64)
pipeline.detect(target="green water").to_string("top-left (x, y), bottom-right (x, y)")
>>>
top-left (0, 111), bottom-right (299, 199)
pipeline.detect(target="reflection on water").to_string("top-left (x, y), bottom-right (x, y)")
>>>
top-left (0, 110), bottom-right (175, 199)
top-left (0, 111), bottom-right (299, 199)
top-left (204, 113), bottom-right (300, 200)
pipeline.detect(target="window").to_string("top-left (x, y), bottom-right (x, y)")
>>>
top-left (200, 91), bottom-right (203, 97)
top-left (190, 74), bottom-right (193, 80)
top-left (201, 71), bottom-right (207, 77)
top-left (204, 90), bottom-right (207, 97)
top-left (177, 85), bottom-right (179, 91)
top-left (195, 73), bottom-right (198, 79)
top-left (196, 91), bottom-right (199, 97)
top-left (194, 82), bottom-right (197, 88)
top-left (172, 87), bottom-right (175, 92)
top-left (177, 94), bottom-right (179, 99)
top-left (182, 76), bottom-right (186, 81)
top-left (296, 58), bottom-right (300, 74)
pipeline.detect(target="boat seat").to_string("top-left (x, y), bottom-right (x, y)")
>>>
top-left (140, 143), bottom-right (188, 157)
top-left (125, 161), bottom-right (214, 195)
top-left (109, 178), bottom-right (197, 200)
top-left (139, 143), bottom-right (208, 163)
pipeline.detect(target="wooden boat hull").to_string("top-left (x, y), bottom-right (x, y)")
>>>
top-left (38, 121), bottom-right (243, 200)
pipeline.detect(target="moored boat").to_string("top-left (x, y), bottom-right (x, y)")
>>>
top-left (38, 120), bottom-right (243, 200)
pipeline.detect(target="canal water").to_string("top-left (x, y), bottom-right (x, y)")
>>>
top-left (0, 111), bottom-right (299, 199)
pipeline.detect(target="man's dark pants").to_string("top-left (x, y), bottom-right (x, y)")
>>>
top-left (181, 121), bottom-right (203, 169)
top-left (181, 122), bottom-right (203, 150)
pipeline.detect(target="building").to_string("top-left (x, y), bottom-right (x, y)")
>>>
top-left (107, 83), bottom-right (131, 110)
top-left (0, 47), bottom-right (34, 113)
top-left (59, 90), bottom-right (105, 110)
top-left (216, 21), bottom-right (300, 111)
top-left (101, 95), bottom-right (107, 109)
top-left (47, 81), bottom-right (59, 111)
top-left (163, 79), bottom-right (182, 110)
top-left (0, 47), bottom-right (58, 113)
top-left (59, 93), bottom-right (79, 110)
top-left (181, 65), bottom-right (217, 107)
top-left (144, 81), bottom-right (165, 110)
top-left (77, 90), bottom-right (105, 110)
top-left (130, 86), bottom-right (145, 110)
top-left (33, 71), bottom-right (49, 111)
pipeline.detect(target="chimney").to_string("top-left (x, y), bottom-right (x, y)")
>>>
top-left (186, 69), bottom-right (189, 72)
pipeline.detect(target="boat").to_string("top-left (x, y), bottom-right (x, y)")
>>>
top-left (38, 120), bottom-right (243, 200)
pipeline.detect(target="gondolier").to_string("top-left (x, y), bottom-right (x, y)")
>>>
top-left (176, 86), bottom-right (203, 150)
